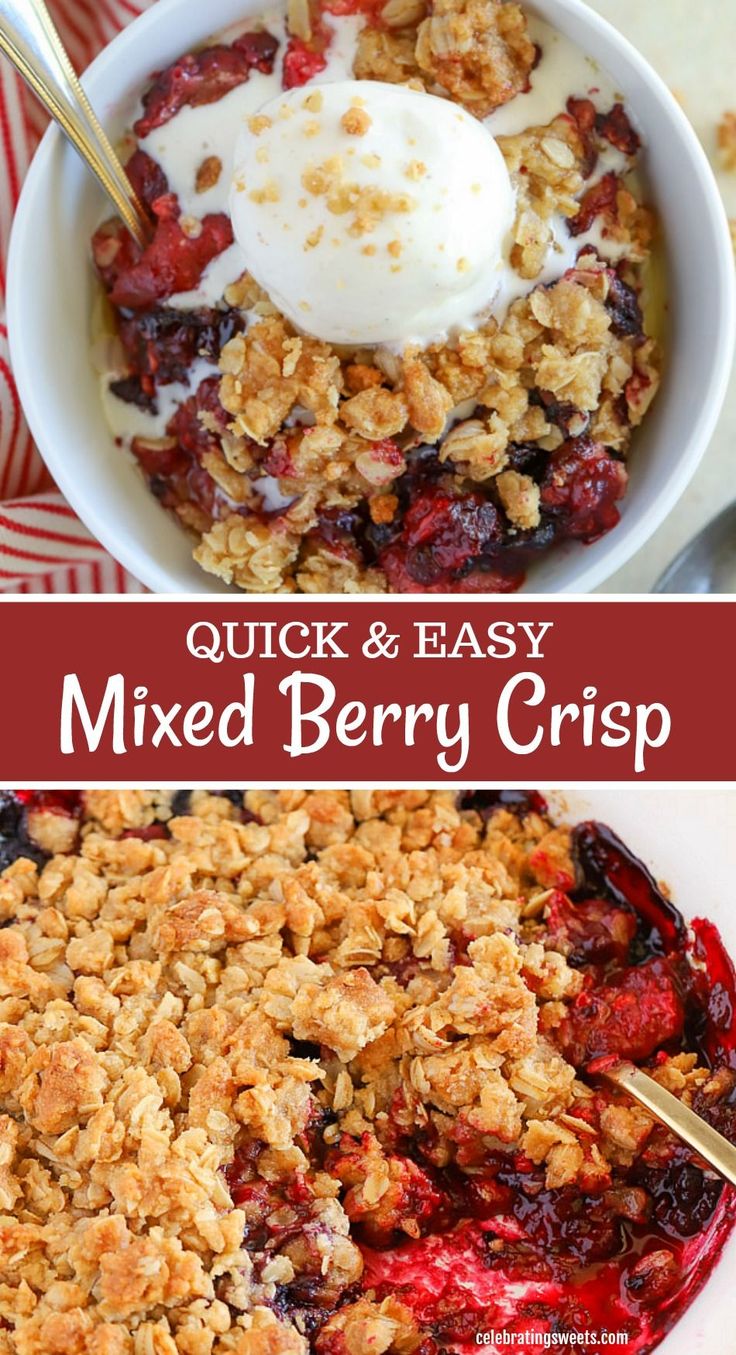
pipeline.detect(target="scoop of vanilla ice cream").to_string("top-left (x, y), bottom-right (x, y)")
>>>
top-left (230, 79), bottom-right (515, 346)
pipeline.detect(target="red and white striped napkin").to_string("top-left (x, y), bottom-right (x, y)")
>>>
top-left (0, 0), bottom-right (150, 593)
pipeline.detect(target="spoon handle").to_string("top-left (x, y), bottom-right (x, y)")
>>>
top-left (604, 1061), bottom-right (736, 1188)
top-left (0, 0), bottom-right (151, 246)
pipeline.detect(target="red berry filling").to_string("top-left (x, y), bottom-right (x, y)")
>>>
top-left (134, 31), bottom-right (279, 137)
top-left (569, 170), bottom-right (621, 237)
top-left (572, 820), bottom-right (687, 955)
top-left (92, 147), bottom-right (235, 312)
top-left (111, 308), bottom-right (244, 410)
top-left (689, 918), bottom-right (736, 1070)
top-left (168, 375), bottom-right (229, 453)
top-left (597, 102), bottom-right (641, 156)
top-left (539, 436), bottom-right (627, 541)
top-left (125, 148), bottom-right (171, 209)
top-left (543, 891), bottom-right (638, 968)
top-left (282, 35), bottom-right (329, 87)
top-left (359, 1167), bottom-right (732, 1353)
top-left (132, 376), bottom-right (234, 520)
top-left (93, 212), bottom-right (234, 311)
top-left (377, 483), bottom-right (526, 593)
top-left (558, 957), bottom-right (685, 1066)
top-left (120, 823), bottom-right (171, 840)
top-left (459, 789), bottom-right (549, 818)
top-left (566, 98), bottom-right (640, 180)
top-left (208, 812), bottom-right (736, 1351)
top-left (606, 272), bottom-right (644, 337)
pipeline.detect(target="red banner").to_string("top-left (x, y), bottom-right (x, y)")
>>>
top-left (0, 599), bottom-right (731, 782)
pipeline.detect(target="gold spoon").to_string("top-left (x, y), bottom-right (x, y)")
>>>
top-left (0, 0), bottom-right (152, 246)
top-left (603, 1061), bottom-right (736, 1188)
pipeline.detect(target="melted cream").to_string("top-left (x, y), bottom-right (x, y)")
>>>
top-left (487, 15), bottom-right (620, 136)
top-left (100, 355), bottom-right (219, 440)
top-left (139, 19), bottom-right (284, 221)
top-left (168, 241), bottom-right (248, 310)
top-left (253, 474), bottom-right (298, 511)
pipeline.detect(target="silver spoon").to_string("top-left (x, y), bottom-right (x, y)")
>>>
top-left (654, 502), bottom-right (736, 593)
top-left (0, 0), bottom-right (152, 247)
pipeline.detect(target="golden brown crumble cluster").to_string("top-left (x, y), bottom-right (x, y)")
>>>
top-left (718, 110), bottom-right (736, 171)
top-left (355, 0), bottom-right (535, 118)
top-left (1, 790), bottom-right (716, 1355)
top-left (201, 252), bottom-right (657, 592)
top-left (175, 0), bottom-right (661, 592)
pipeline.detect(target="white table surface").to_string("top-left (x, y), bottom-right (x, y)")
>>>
top-left (584, 0), bottom-right (736, 593)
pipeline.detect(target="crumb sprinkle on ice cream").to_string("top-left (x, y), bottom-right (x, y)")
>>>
top-left (230, 79), bottom-right (516, 345)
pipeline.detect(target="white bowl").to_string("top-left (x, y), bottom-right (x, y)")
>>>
top-left (545, 787), bottom-right (736, 1355)
top-left (7, 0), bottom-right (736, 593)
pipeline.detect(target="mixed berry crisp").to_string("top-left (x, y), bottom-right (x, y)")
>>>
top-left (1, 789), bottom-right (734, 1353)
top-left (92, 0), bottom-right (660, 592)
